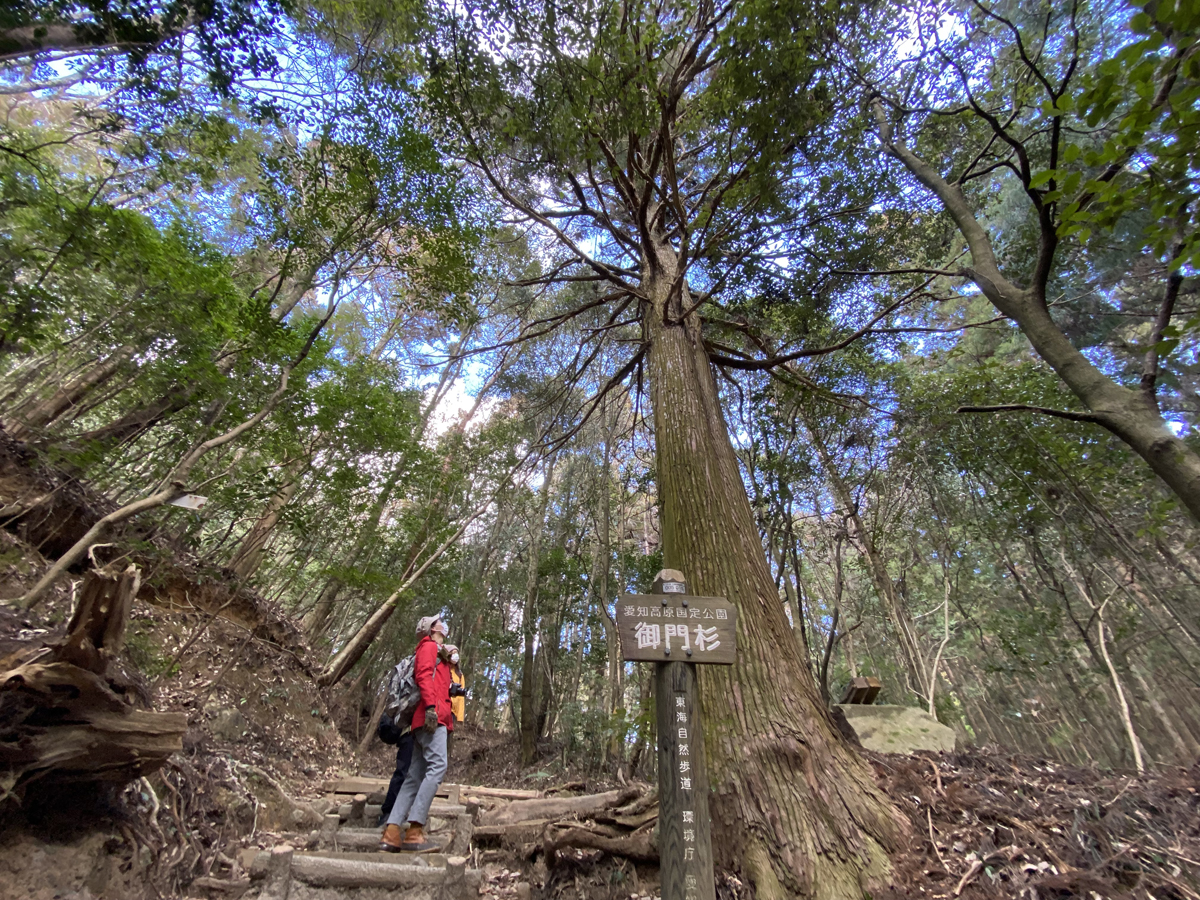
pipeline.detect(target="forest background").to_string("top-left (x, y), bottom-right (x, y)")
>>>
top-left (2, 0), bottom-right (1199, 880)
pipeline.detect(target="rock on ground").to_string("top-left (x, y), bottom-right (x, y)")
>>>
top-left (834, 704), bottom-right (956, 754)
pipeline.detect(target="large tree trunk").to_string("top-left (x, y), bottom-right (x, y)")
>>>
top-left (643, 241), bottom-right (905, 900)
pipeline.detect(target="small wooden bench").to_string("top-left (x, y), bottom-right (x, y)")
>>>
top-left (840, 676), bottom-right (882, 705)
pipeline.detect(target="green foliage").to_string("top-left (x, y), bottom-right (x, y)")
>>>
top-left (0, 0), bottom-right (290, 98)
top-left (125, 620), bottom-right (179, 679)
top-left (2, 0), bottom-right (1199, 780)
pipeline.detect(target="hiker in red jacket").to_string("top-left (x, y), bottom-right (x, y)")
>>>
top-left (380, 615), bottom-right (455, 852)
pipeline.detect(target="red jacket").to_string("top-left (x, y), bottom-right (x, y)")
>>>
top-left (411, 635), bottom-right (454, 731)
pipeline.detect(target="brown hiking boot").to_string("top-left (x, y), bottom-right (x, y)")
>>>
top-left (379, 823), bottom-right (404, 852)
top-left (400, 823), bottom-right (439, 853)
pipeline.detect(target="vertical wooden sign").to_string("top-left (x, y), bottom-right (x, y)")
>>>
top-left (619, 570), bottom-right (736, 900)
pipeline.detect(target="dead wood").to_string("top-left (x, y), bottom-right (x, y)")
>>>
top-left (480, 786), bottom-right (642, 826)
top-left (460, 785), bottom-right (543, 801)
top-left (289, 854), bottom-right (449, 888)
top-left (0, 566), bottom-right (186, 803)
top-left (612, 785), bottom-right (657, 816)
top-left (472, 821), bottom-right (554, 849)
top-left (190, 875), bottom-right (252, 898)
top-left (0, 429), bottom-right (306, 656)
top-left (541, 824), bottom-right (659, 865)
top-left (613, 808), bottom-right (659, 830)
top-left (871, 748), bottom-right (1200, 900)
top-left (546, 780), bottom-right (586, 794)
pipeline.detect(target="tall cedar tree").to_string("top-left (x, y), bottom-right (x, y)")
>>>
top-left (420, 0), bottom-right (908, 896)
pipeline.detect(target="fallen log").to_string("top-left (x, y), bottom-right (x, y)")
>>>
top-left (290, 854), bottom-right (453, 888)
top-left (190, 875), bottom-right (252, 898)
top-left (613, 786), bottom-right (658, 816)
top-left (460, 785), bottom-right (543, 801)
top-left (480, 786), bottom-right (642, 826)
top-left (0, 566), bottom-right (186, 803)
top-left (546, 780), bottom-right (586, 794)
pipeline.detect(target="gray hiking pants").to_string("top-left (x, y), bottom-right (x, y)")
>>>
top-left (385, 724), bottom-right (448, 827)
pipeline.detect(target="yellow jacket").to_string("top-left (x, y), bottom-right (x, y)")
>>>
top-left (450, 667), bottom-right (465, 723)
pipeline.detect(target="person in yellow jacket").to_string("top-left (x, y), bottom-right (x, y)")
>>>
top-left (448, 650), bottom-right (466, 724)
top-left (441, 645), bottom-right (466, 763)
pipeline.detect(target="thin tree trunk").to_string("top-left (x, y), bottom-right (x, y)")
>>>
top-left (357, 685), bottom-right (390, 759)
top-left (1097, 614), bottom-right (1146, 773)
top-left (1059, 555), bottom-right (1148, 771)
top-left (16, 308), bottom-right (334, 610)
top-left (519, 453), bottom-right (557, 766)
top-left (303, 350), bottom-right (474, 640)
top-left (927, 577), bottom-right (952, 716)
top-left (843, 628), bottom-right (859, 680)
top-left (876, 106), bottom-right (1200, 521)
top-left (302, 466), bottom-right (403, 640)
top-left (1130, 663), bottom-right (1196, 763)
top-left (817, 533), bottom-right (845, 705)
top-left (627, 667), bottom-right (654, 777)
top-left (5, 344), bottom-right (136, 439)
top-left (806, 416), bottom-right (927, 701)
top-left (315, 500), bottom-right (490, 687)
top-left (592, 400), bottom-right (625, 764)
top-left (227, 459), bottom-right (306, 579)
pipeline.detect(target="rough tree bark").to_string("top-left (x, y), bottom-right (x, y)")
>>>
top-left (643, 230), bottom-right (906, 900)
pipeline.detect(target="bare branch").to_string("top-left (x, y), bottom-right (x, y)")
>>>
top-left (955, 404), bottom-right (1100, 423)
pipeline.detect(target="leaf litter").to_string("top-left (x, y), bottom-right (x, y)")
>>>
top-left (871, 748), bottom-right (1199, 900)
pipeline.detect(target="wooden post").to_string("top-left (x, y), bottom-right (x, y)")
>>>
top-left (653, 570), bottom-right (715, 900)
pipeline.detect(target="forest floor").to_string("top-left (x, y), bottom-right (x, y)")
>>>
top-left (0, 528), bottom-right (1197, 900)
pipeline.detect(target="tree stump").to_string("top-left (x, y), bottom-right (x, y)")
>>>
top-left (0, 565), bottom-right (186, 804)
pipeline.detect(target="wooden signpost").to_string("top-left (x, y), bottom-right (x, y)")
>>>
top-left (617, 570), bottom-right (737, 900)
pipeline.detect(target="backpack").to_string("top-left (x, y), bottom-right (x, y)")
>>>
top-left (377, 712), bottom-right (406, 746)
top-left (383, 655), bottom-right (422, 725)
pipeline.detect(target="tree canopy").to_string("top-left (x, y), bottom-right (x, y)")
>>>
top-left (2, 0), bottom-right (1199, 897)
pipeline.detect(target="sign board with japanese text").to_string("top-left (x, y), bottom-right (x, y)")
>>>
top-left (616, 594), bottom-right (737, 664)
